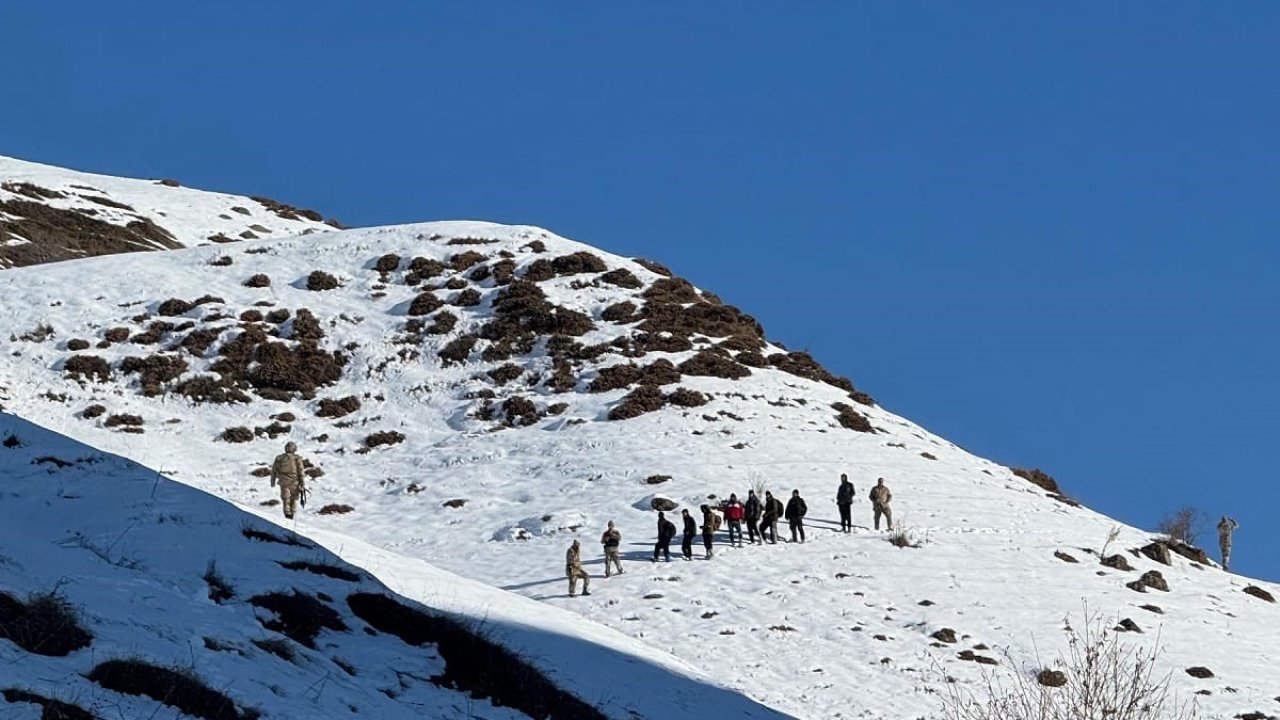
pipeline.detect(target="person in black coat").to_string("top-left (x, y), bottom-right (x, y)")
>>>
top-left (681, 508), bottom-right (697, 560)
top-left (700, 504), bottom-right (716, 559)
top-left (653, 511), bottom-right (676, 562)
top-left (785, 489), bottom-right (808, 543)
top-left (744, 489), bottom-right (762, 544)
top-left (760, 491), bottom-right (783, 544)
top-left (836, 474), bottom-right (856, 533)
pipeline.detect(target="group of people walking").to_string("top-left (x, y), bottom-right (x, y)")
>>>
top-left (564, 474), bottom-right (900, 596)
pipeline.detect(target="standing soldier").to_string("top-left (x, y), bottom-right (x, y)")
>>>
top-left (681, 508), bottom-right (697, 560)
top-left (724, 493), bottom-right (745, 547)
top-left (653, 511), bottom-right (676, 562)
top-left (1217, 516), bottom-right (1239, 571)
top-left (869, 478), bottom-right (893, 531)
top-left (836, 474), bottom-right (856, 533)
top-left (744, 489), bottom-right (762, 544)
top-left (700, 504), bottom-right (717, 558)
top-left (601, 520), bottom-right (624, 577)
top-left (269, 441), bottom-right (306, 520)
top-left (760, 490), bottom-right (783, 544)
top-left (785, 489), bottom-right (808, 543)
top-left (566, 539), bottom-right (590, 597)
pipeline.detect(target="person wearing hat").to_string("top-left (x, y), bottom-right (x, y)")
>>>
top-left (269, 441), bottom-right (307, 520)
top-left (566, 539), bottom-right (591, 596)
top-left (600, 520), bottom-right (624, 577)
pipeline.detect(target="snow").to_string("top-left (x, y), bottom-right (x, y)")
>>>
top-left (1, 160), bottom-right (1278, 719)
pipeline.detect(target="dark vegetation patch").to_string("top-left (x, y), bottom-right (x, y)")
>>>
top-left (468, 263), bottom-right (492, 282)
top-left (290, 309), bottom-right (324, 342)
top-left (600, 268), bottom-right (642, 289)
top-left (120, 354), bottom-right (188, 396)
top-left (277, 560), bottom-right (360, 582)
top-left (0, 198), bottom-right (181, 268)
top-left (220, 427), bottom-right (254, 443)
top-left (667, 387), bottom-right (709, 407)
top-left (305, 270), bottom-right (339, 291)
top-left (103, 414), bottom-right (143, 428)
top-left (640, 358), bottom-right (681, 386)
top-left (633, 257), bottom-right (672, 276)
top-left (251, 638), bottom-right (295, 663)
top-left (451, 288), bottom-right (482, 307)
top-left (608, 385), bottom-right (667, 420)
top-left (0, 590), bottom-right (93, 656)
top-left (374, 253), bottom-right (401, 273)
top-left (832, 402), bottom-right (874, 433)
top-left (239, 310), bottom-right (264, 322)
top-left (174, 375), bottom-right (250, 404)
top-left (491, 258), bottom-right (516, 284)
top-left (1244, 585), bottom-right (1276, 603)
top-left (64, 355), bottom-right (112, 382)
top-left (1012, 467), bottom-right (1062, 495)
top-left (488, 363), bottom-right (524, 385)
top-left (66, 338), bottom-right (89, 351)
top-left (767, 351), bottom-right (868, 399)
top-left (679, 351), bottom-right (751, 379)
top-left (426, 310), bottom-right (458, 335)
top-left (643, 277), bottom-right (701, 304)
top-left (590, 364), bottom-right (643, 393)
top-left (2, 181), bottom-right (65, 199)
top-left (521, 258), bottom-right (555, 282)
top-left (317, 504), bottom-right (355, 515)
top-left (81, 404), bottom-right (106, 419)
top-left (347, 593), bottom-right (605, 720)
top-left (736, 351), bottom-right (768, 367)
top-left (449, 251), bottom-right (487, 272)
top-left (157, 295), bottom-right (224, 317)
top-left (503, 397), bottom-right (540, 427)
top-left (88, 659), bottom-right (260, 720)
top-left (265, 308), bottom-right (290, 324)
top-left (243, 273), bottom-right (271, 288)
top-left (364, 430), bottom-right (406, 448)
top-left (241, 526), bottom-right (310, 547)
top-left (103, 327), bottom-right (130, 343)
top-left (210, 324), bottom-right (346, 397)
top-left (406, 257), bottom-right (446, 285)
top-left (439, 334), bottom-right (478, 366)
top-left (522, 239), bottom-right (547, 253)
top-left (209, 255), bottom-right (233, 267)
top-left (79, 194), bottom-right (134, 211)
top-left (602, 301), bottom-right (640, 323)
top-left (1, 688), bottom-right (96, 720)
top-left (316, 395), bottom-right (361, 418)
top-left (636, 333), bottom-right (693, 353)
top-left (180, 327), bottom-right (224, 356)
top-left (408, 291), bottom-right (443, 316)
top-left (249, 590), bottom-right (346, 648)
top-left (251, 194), bottom-right (340, 226)
top-left (203, 561), bottom-right (236, 604)
top-left (551, 251), bottom-right (607, 275)
top-left (447, 237), bottom-right (497, 246)
top-left (130, 320), bottom-right (174, 346)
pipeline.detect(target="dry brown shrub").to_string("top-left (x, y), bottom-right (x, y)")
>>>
top-left (667, 387), bottom-right (709, 407)
top-left (679, 351), bottom-right (751, 379)
top-left (523, 239), bottom-right (547, 253)
top-left (447, 236), bottom-right (497, 246)
top-left (306, 270), bottom-right (340, 291)
top-left (157, 298), bottom-right (196, 317)
top-left (600, 268), bottom-right (643, 289)
top-left (265, 308), bottom-right (291, 324)
top-left (364, 430), bottom-right (406, 448)
top-left (103, 327), bottom-right (130, 343)
top-left (491, 258), bottom-right (516, 284)
top-left (449, 251), bottom-right (487, 272)
top-left (426, 310), bottom-right (458, 335)
top-left (316, 395), bottom-right (361, 418)
top-left (239, 309), bottom-right (264, 322)
top-left (64, 355), bottom-right (111, 382)
top-left (736, 351), bottom-right (768, 367)
top-left (503, 396), bottom-right (540, 426)
top-left (602, 301), bottom-right (640, 323)
top-left (408, 291), bottom-right (443, 316)
top-left (551, 251), bottom-right (607, 275)
top-left (291, 308), bottom-right (324, 341)
top-left (633, 257), bottom-right (673, 276)
top-left (128, 321), bottom-right (169, 346)
top-left (104, 414), bottom-right (144, 428)
top-left (120, 354), bottom-right (189, 396)
top-left (488, 364), bottom-right (524, 385)
top-left (1011, 467), bottom-right (1062, 495)
top-left (81, 404), bottom-right (106, 419)
top-left (221, 426), bottom-right (254, 443)
top-left (244, 273), bottom-right (271, 288)
top-left (522, 258), bottom-right (555, 282)
top-left (590, 364), bottom-right (643, 393)
top-left (549, 359), bottom-right (576, 393)
top-left (451, 288), bottom-right (482, 307)
top-left (640, 358), bottom-right (682, 386)
top-left (640, 302), bottom-right (764, 345)
top-left (608, 385), bottom-right (667, 420)
top-left (406, 257), bottom-right (447, 285)
top-left (767, 351), bottom-right (867, 398)
top-left (374, 253), bottom-right (402, 273)
top-left (643, 277), bottom-right (701, 304)
top-left (635, 333), bottom-right (694, 353)
top-left (174, 375), bottom-right (251, 404)
top-left (832, 402), bottom-right (874, 433)
top-left (439, 334), bottom-right (478, 366)
top-left (468, 263), bottom-right (492, 282)
top-left (247, 341), bottom-right (346, 394)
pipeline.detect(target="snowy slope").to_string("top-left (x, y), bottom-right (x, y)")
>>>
top-left (0, 412), bottom-right (788, 719)
top-left (0, 210), bottom-right (1278, 717)
top-left (0, 155), bottom-right (341, 268)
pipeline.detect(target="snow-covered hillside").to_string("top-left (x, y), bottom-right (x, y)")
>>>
top-left (1, 155), bottom-right (341, 268)
top-left (0, 161), bottom-right (1277, 719)
top-left (0, 412), bottom-right (787, 719)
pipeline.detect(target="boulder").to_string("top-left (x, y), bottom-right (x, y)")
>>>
top-left (1140, 570), bottom-right (1170, 592)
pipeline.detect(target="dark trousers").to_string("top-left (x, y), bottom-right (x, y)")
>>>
top-left (761, 517), bottom-right (777, 543)
top-left (746, 517), bottom-right (760, 544)
top-left (682, 532), bottom-right (695, 559)
top-left (789, 518), bottom-right (805, 543)
top-left (727, 520), bottom-right (742, 545)
top-left (838, 503), bottom-right (852, 532)
top-left (702, 531), bottom-right (714, 555)
top-left (653, 538), bottom-right (671, 561)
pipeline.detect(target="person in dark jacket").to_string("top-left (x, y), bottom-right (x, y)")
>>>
top-left (760, 491), bottom-right (782, 544)
top-left (723, 493), bottom-right (745, 547)
top-left (785, 489), bottom-right (808, 543)
top-left (744, 489), bottom-right (762, 544)
top-left (836, 474), bottom-right (856, 533)
top-left (700, 504), bottom-right (716, 558)
top-left (681, 508), bottom-right (697, 560)
top-left (653, 511), bottom-right (676, 562)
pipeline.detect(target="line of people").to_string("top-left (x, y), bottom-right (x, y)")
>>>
top-left (565, 475), bottom-right (898, 595)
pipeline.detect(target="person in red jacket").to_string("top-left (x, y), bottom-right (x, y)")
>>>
top-left (723, 493), bottom-right (745, 547)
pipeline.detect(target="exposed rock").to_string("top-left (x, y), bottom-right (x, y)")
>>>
top-left (1244, 585), bottom-right (1276, 603)
top-left (1037, 669), bottom-right (1067, 687)
top-left (1185, 666), bottom-right (1214, 679)
top-left (1101, 554), bottom-right (1133, 571)
top-left (930, 628), bottom-right (957, 644)
top-left (1054, 550), bottom-right (1079, 563)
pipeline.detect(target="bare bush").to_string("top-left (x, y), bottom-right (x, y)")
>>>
top-left (1156, 507), bottom-right (1208, 546)
top-left (937, 611), bottom-right (1199, 720)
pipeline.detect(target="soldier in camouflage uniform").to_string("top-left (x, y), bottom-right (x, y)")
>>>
top-left (1217, 516), bottom-right (1239, 571)
top-left (270, 441), bottom-right (306, 520)
top-left (566, 539), bottom-right (591, 596)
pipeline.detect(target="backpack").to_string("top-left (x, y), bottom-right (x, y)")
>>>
top-left (661, 519), bottom-right (677, 540)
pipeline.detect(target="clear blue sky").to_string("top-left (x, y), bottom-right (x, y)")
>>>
top-left (4, 3), bottom-right (1276, 579)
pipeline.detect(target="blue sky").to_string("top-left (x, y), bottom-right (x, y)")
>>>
top-left (4, 3), bottom-right (1276, 579)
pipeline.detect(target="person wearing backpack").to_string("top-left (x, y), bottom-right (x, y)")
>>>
top-left (744, 489), bottom-right (762, 544)
top-left (653, 511), bottom-right (677, 562)
top-left (836, 474), bottom-right (856, 533)
top-left (785, 489), bottom-right (808, 543)
top-left (760, 490), bottom-right (783, 544)
top-left (600, 520), bottom-right (624, 577)
top-left (681, 508), bottom-right (697, 560)
top-left (723, 493), bottom-right (745, 547)
top-left (700, 504), bottom-right (717, 558)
